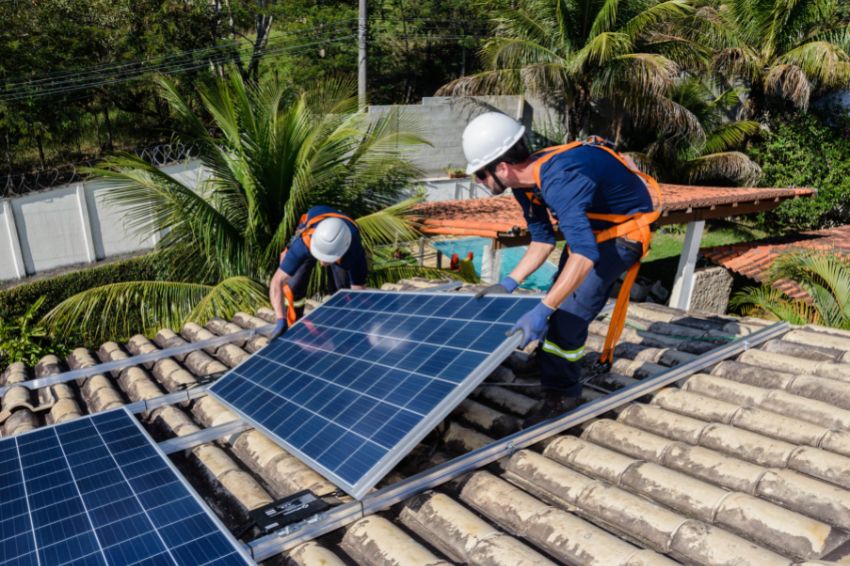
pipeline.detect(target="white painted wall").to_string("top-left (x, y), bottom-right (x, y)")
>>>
top-left (0, 95), bottom-right (538, 282)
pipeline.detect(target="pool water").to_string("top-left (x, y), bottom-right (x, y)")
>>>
top-left (432, 237), bottom-right (557, 291)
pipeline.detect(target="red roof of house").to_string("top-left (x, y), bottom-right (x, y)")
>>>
top-left (701, 224), bottom-right (850, 299)
top-left (414, 184), bottom-right (815, 239)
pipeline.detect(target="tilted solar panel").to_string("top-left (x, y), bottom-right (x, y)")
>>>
top-left (209, 290), bottom-right (538, 499)
top-left (0, 408), bottom-right (251, 566)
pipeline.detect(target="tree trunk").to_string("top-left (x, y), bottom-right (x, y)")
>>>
top-left (92, 108), bottom-right (103, 152)
top-left (102, 105), bottom-right (114, 151)
top-left (5, 131), bottom-right (13, 174)
top-left (247, 1), bottom-right (275, 83)
top-left (35, 128), bottom-right (46, 171)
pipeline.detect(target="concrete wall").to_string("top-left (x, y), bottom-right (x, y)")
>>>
top-left (0, 159), bottom-right (207, 282)
top-left (0, 95), bottom-right (546, 283)
top-left (369, 95), bottom-right (556, 177)
top-left (689, 266), bottom-right (734, 314)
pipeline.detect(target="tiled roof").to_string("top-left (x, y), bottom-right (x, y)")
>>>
top-left (3, 281), bottom-right (850, 564)
top-left (702, 224), bottom-right (850, 300)
top-left (414, 185), bottom-right (815, 238)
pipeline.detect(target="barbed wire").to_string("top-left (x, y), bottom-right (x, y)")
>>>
top-left (0, 140), bottom-right (197, 198)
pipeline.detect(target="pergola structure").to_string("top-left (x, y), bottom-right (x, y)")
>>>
top-left (414, 183), bottom-right (815, 310)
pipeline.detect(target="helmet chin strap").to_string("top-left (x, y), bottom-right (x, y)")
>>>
top-left (487, 164), bottom-right (510, 195)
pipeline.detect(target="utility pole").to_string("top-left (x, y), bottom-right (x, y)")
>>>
top-left (358, 0), bottom-right (367, 110)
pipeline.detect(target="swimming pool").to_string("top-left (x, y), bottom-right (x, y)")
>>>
top-left (431, 237), bottom-right (557, 291)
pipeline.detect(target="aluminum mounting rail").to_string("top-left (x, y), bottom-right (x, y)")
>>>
top-left (247, 320), bottom-right (790, 560)
top-left (0, 325), bottom-right (273, 397)
top-left (158, 419), bottom-right (252, 454)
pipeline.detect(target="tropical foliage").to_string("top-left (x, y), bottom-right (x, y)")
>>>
top-left (731, 251), bottom-right (850, 329)
top-left (437, 0), bottom-right (850, 186)
top-left (42, 73), bottom-right (447, 344)
top-left (716, 0), bottom-right (850, 112)
top-left (748, 112), bottom-right (850, 231)
top-left (438, 0), bottom-right (700, 143)
top-left (0, 297), bottom-right (67, 366)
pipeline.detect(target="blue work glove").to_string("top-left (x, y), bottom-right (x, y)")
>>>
top-left (269, 318), bottom-right (288, 339)
top-left (475, 276), bottom-right (519, 299)
top-left (508, 302), bottom-right (555, 348)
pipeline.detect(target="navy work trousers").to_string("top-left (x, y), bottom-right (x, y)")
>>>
top-left (539, 238), bottom-right (642, 395)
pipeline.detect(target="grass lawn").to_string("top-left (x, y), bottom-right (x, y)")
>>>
top-left (644, 221), bottom-right (768, 263)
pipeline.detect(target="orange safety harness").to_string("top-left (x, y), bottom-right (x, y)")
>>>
top-left (530, 137), bottom-right (662, 366)
top-left (279, 211), bottom-right (355, 326)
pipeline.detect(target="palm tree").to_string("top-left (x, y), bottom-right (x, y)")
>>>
top-left (714, 0), bottom-right (850, 111)
top-left (43, 73), bottom-right (442, 344)
top-left (643, 77), bottom-right (763, 184)
top-left (731, 251), bottom-right (850, 328)
top-left (438, 0), bottom-right (706, 143)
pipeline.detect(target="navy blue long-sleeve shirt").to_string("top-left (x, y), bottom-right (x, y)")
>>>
top-left (280, 205), bottom-right (368, 285)
top-left (514, 144), bottom-right (653, 263)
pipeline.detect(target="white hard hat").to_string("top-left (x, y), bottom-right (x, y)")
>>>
top-left (463, 112), bottom-right (526, 175)
top-left (310, 217), bottom-right (352, 263)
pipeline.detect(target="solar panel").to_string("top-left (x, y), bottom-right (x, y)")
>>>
top-left (0, 408), bottom-right (251, 566)
top-left (209, 290), bottom-right (539, 499)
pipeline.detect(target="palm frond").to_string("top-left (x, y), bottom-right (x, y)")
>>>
top-left (590, 0), bottom-right (623, 38)
top-left (622, 0), bottom-right (694, 39)
top-left (702, 120), bottom-right (761, 153)
top-left (682, 151), bottom-right (762, 184)
top-left (730, 284), bottom-right (819, 325)
top-left (187, 276), bottom-right (269, 325)
top-left (42, 280), bottom-right (215, 344)
top-left (355, 196), bottom-right (424, 251)
top-left (764, 63), bottom-right (812, 109)
top-left (779, 40), bottom-right (850, 89)
top-left (569, 32), bottom-right (633, 74)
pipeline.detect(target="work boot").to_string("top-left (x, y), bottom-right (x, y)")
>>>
top-left (523, 393), bottom-right (581, 428)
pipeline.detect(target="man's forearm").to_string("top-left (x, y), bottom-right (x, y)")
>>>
top-left (542, 253), bottom-right (594, 309)
top-left (509, 241), bottom-right (555, 283)
top-left (269, 270), bottom-right (289, 319)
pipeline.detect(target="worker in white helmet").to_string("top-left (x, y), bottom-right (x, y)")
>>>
top-left (463, 112), bottom-right (660, 423)
top-left (268, 206), bottom-right (368, 338)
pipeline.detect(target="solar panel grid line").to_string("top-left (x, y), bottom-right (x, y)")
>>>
top-left (86, 416), bottom-right (179, 565)
top-left (209, 290), bottom-right (539, 499)
top-left (227, 353), bottom-right (430, 420)
top-left (0, 409), bottom-right (253, 566)
top-left (121, 409), bottom-right (254, 565)
top-left (12, 439), bottom-right (41, 566)
top-left (50, 425), bottom-right (113, 566)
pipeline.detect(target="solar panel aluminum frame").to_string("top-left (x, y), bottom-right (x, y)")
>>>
top-left (2, 407), bottom-right (254, 565)
top-left (120, 408), bottom-right (255, 564)
top-left (209, 289), bottom-right (532, 500)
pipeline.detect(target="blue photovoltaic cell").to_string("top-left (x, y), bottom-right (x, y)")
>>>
top-left (0, 408), bottom-right (251, 566)
top-left (209, 290), bottom-right (539, 498)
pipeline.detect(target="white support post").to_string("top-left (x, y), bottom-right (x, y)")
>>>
top-left (480, 242), bottom-right (500, 284)
top-left (2, 199), bottom-right (26, 279)
top-left (668, 220), bottom-right (705, 311)
top-left (75, 184), bottom-right (97, 263)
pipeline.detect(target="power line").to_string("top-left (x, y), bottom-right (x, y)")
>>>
top-left (1, 20), bottom-right (358, 91)
top-left (0, 19), bottom-right (489, 102)
top-left (0, 32), bottom-right (358, 102)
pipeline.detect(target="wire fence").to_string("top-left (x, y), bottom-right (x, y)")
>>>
top-left (0, 140), bottom-right (196, 198)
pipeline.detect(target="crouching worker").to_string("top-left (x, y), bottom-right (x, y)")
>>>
top-left (463, 112), bottom-right (660, 423)
top-left (268, 206), bottom-right (368, 338)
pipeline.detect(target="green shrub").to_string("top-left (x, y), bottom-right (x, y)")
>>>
top-left (0, 296), bottom-right (69, 365)
top-left (748, 113), bottom-right (850, 232)
top-left (0, 252), bottom-right (161, 322)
